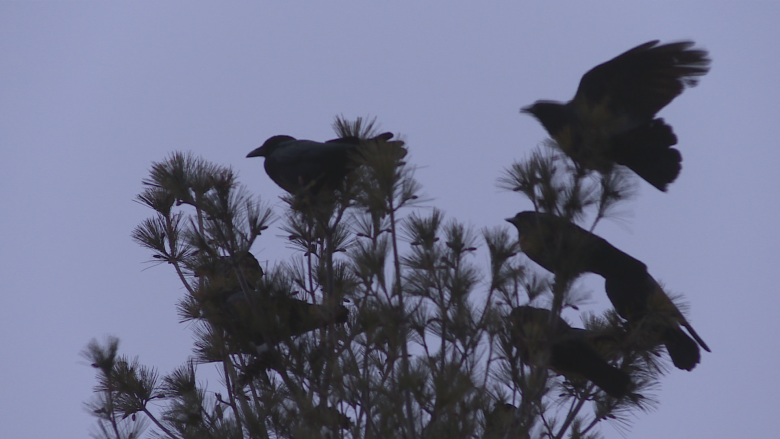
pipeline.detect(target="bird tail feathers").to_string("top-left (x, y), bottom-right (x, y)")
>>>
top-left (682, 321), bottom-right (711, 353)
top-left (555, 340), bottom-right (632, 398)
top-left (663, 326), bottom-right (701, 371)
top-left (613, 119), bottom-right (681, 191)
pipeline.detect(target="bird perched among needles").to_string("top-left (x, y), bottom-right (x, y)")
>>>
top-left (194, 252), bottom-right (349, 357)
top-left (246, 132), bottom-right (405, 196)
top-left (522, 40), bottom-right (710, 191)
top-left (509, 306), bottom-right (632, 398)
top-left (505, 211), bottom-right (647, 282)
top-left (506, 211), bottom-right (709, 370)
top-left (218, 289), bottom-right (350, 354)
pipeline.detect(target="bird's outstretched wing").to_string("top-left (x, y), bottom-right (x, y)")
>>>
top-left (574, 40), bottom-right (711, 121)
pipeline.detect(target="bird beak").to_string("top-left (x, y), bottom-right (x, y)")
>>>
top-left (519, 105), bottom-right (533, 114)
top-left (505, 217), bottom-right (515, 223)
top-left (246, 146), bottom-right (266, 158)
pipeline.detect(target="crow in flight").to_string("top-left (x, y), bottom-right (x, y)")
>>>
top-left (522, 40), bottom-right (710, 191)
top-left (506, 211), bottom-right (709, 370)
top-left (246, 132), bottom-right (404, 195)
top-left (509, 306), bottom-right (632, 398)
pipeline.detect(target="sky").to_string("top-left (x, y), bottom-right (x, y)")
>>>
top-left (1, 2), bottom-right (778, 438)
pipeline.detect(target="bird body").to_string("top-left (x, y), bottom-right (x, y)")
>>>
top-left (523, 40), bottom-right (710, 191)
top-left (247, 135), bottom-right (360, 195)
top-left (220, 291), bottom-right (349, 349)
top-left (195, 252), bottom-right (349, 356)
top-left (246, 132), bottom-right (402, 195)
top-left (509, 306), bottom-right (632, 398)
top-left (505, 211), bottom-right (647, 281)
top-left (506, 211), bottom-right (709, 370)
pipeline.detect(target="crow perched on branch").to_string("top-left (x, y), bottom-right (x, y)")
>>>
top-left (509, 306), bottom-right (632, 398)
top-left (522, 40), bottom-right (710, 191)
top-left (246, 132), bottom-right (405, 195)
top-left (506, 211), bottom-right (710, 370)
top-left (195, 252), bottom-right (349, 356)
top-left (505, 211), bottom-right (647, 281)
top-left (218, 290), bottom-right (350, 353)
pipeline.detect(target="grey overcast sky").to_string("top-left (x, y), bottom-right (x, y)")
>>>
top-left (1, 2), bottom-right (777, 438)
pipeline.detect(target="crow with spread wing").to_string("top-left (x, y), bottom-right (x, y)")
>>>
top-left (522, 40), bottom-right (710, 191)
top-left (509, 306), bottom-right (632, 398)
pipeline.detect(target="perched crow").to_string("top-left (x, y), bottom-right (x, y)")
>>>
top-left (246, 132), bottom-right (402, 195)
top-left (505, 211), bottom-right (647, 281)
top-left (219, 290), bottom-right (350, 352)
top-left (506, 211), bottom-right (710, 370)
top-left (522, 40), bottom-right (710, 191)
top-left (195, 252), bottom-right (349, 356)
top-left (509, 306), bottom-right (632, 398)
top-left (605, 273), bottom-right (710, 371)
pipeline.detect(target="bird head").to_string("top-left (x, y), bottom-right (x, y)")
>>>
top-left (246, 135), bottom-right (296, 158)
top-left (521, 101), bottom-right (571, 137)
top-left (505, 211), bottom-right (538, 236)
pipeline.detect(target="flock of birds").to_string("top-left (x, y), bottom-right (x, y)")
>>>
top-left (214, 40), bottom-right (712, 403)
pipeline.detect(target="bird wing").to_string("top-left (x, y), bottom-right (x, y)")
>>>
top-left (326, 132), bottom-right (395, 143)
top-left (264, 140), bottom-right (357, 192)
top-left (573, 40), bottom-right (710, 120)
top-left (270, 141), bottom-right (356, 165)
top-left (584, 232), bottom-right (648, 280)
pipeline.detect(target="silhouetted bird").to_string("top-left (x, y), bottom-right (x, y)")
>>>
top-left (522, 40), bottom-right (710, 191)
top-left (506, 211), bottom-right (710, 370)
top-left (509, 306), bottom-right (632, 398)
top-left (605, 272), bottom-right (710, 371)
top-left (505, 211), bottom-right (647, 281)
top-left (246, 132), bottom-right (403, 195)
top-left (219, 291), bottom-right (350, 353)
top-left (195, 252), bottom-right (349, 356)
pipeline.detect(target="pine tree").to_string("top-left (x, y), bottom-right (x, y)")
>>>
top-left (83, 117), bottom-right (705, 439)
